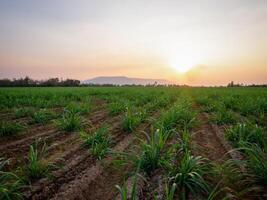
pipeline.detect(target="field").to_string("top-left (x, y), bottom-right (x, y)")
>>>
top-left (0, 87), bottom-right (266, 200)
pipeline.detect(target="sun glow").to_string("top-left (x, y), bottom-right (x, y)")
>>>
top-left (170, 59), bottom-right (195, 73)
top-left (168, 53), bottom-right (197, 74)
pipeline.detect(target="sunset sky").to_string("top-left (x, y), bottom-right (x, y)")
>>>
top-left (0, 0), bottom-right (266, 86)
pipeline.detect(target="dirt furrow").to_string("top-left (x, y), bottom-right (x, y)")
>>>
top-left (23, 118), bottom-right (123, 199)
top-left (192, 111), bottom-right (230, 162)
top-left (51, 134), bottom-right (134, 200)
top-left (1, 109), bottom-right (108, 169)
top-left (80, 122), bottom-right (155, 200)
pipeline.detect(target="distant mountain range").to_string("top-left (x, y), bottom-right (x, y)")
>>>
top-left (82, 76), bottom-right (173, 85)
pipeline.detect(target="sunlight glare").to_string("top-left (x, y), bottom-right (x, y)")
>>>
top-left (168, 53), bottom-right (197, 74)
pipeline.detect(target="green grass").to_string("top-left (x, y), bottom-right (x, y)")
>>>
top-left (26, 140), bottom-right (51, 180)
top-left (169, 151), bottom-right (211, 200)
top-left (65, 102), bottom-right (91, 115)
top-left (0, 121), bottom-right (23, 137)
top-left (122, 107), bottom-right (142, 132)
top-left (14, 107), bottom-right (34, 118)
top-left (0, 86), bottom-right (267, 199)
top-left (137, 129), bottom-right (169, 174)
top-left (164, 182), bottom-right (177, 200)
top-left (80, 126), bottom-right (111, 160)
top-left (157, 101), bottom-right (196, 132)
top-left (31, 109), bottom-right (56, 124)
top-left (0, 158), bottom-right (23, 200)
top-left (108, 101), bottom-right (126, 116)
top-left (241, 143), bottom-right (267, 185)
top-left (57, 109), bottom-right (82, 132)
top-left (225, 123), bottom-right (266, 149)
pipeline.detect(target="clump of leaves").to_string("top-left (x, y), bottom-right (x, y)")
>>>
top-left (169, 151), bottom-right (211, 200)
top-left (210, 109), bottom-right (236, 125)
top-left (225, 123), bottom-right (266, 149)
top-left (122, 107), bottom-right (142, 132)
top-left (80, 126), bottom-right (111, 160)
top-left (213, 157), bottom-right (263, 199)
top-left (108, 101), bottom-right (125, 116)
top-left (0, 158), bottom-right (23, 200)
top-left (26, 140), bottom-right (52, 181)
top-left (138, 131), bottom-right (164, 174)
top-left (158, 103), bottom-right (196, 132)
top-left (115, 162), bottom-right (141, 200)
top-left (165, 182), bottom-right (177, 200)
top-left (66, 102), bottom-right (91, 115)
top-left (57, 109), bottom-right (82, 132)
top-left (0, 121), bottom-right (23, 137)
top-left (135, 128), bottom-right (173, 174)
top-left (31, 109), bottom-right (56, 124)
top-left (241, 143), bottom-right (267, 185)
top-left (14, 107), bottom-right (34, 118)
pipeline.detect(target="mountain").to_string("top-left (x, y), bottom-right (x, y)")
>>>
top-left (82, 76), bottom-right (173, 85)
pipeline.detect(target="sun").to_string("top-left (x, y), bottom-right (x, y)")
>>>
top-left (169, 56), bottom-right (196, 74)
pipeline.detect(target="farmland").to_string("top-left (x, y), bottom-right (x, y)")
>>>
top-left (0, 87), bottom-right (266, 200)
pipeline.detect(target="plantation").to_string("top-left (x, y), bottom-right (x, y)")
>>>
top-left (0, 87), bottom-right (266, 200)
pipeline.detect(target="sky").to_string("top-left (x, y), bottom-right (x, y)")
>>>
top-left (0, 0), bottom-right (266, 86)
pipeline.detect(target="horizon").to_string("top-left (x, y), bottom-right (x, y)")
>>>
top-left (0, 0), bottom-right (267, 86)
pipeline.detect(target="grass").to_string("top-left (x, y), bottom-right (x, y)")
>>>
top-left (80, 125), bottom-right (111, 160)
top-left (138, 130), bottom-right (167, 174)
top-left (14, 107), bottom-right (34, 118)
top-left (108, 101), bottom-right (126, 116)
top-left (212, 158), bottom-right (261, 199)
top-left (165, 183), bottom-right (177, 200)
top-left (57, 109), bottom-right (82, 132)
top-left (0, 121), bottom-right (23, 137)
top-left (115, 127), bottom-right (173, 176)
top-left (241, 143), bottom-right (267, 185)
top-left (225, 123), bottom-right (266, 149)
top-left (66, 102), bottom-right (91, 115)
top-left (122, 107), bottom-right (142, 132)
top-left (0, 158), bottom-right (23, 200)
top-left (26, 140), bottom-right (51, 180)
top-left (157, 102), bottom-right (196, 132)
top-left (210, 109), bottom-right (237, 125)
top-left (31, 109), bottom-right (56, 124)
top-left (115, 163), bottom-right (141, 200)
top-left (169, 151), bottom-right (211, 200)
top-left (0, 87), bottom-right (267, 199)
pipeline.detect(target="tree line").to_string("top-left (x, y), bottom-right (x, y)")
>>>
top-left (227, 81), bottom-right (267, 87)
top-left (0, 77), bottom-right (80, 87)
top-left (0, 77), bottom-right (266, 87)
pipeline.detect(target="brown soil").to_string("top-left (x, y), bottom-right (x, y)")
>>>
top-left (22, 111), bottom-right (159, 200)
top-left (191, 111), bottom-right (230, 162)
top-left (1, 108), bottom-right (108, 170)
